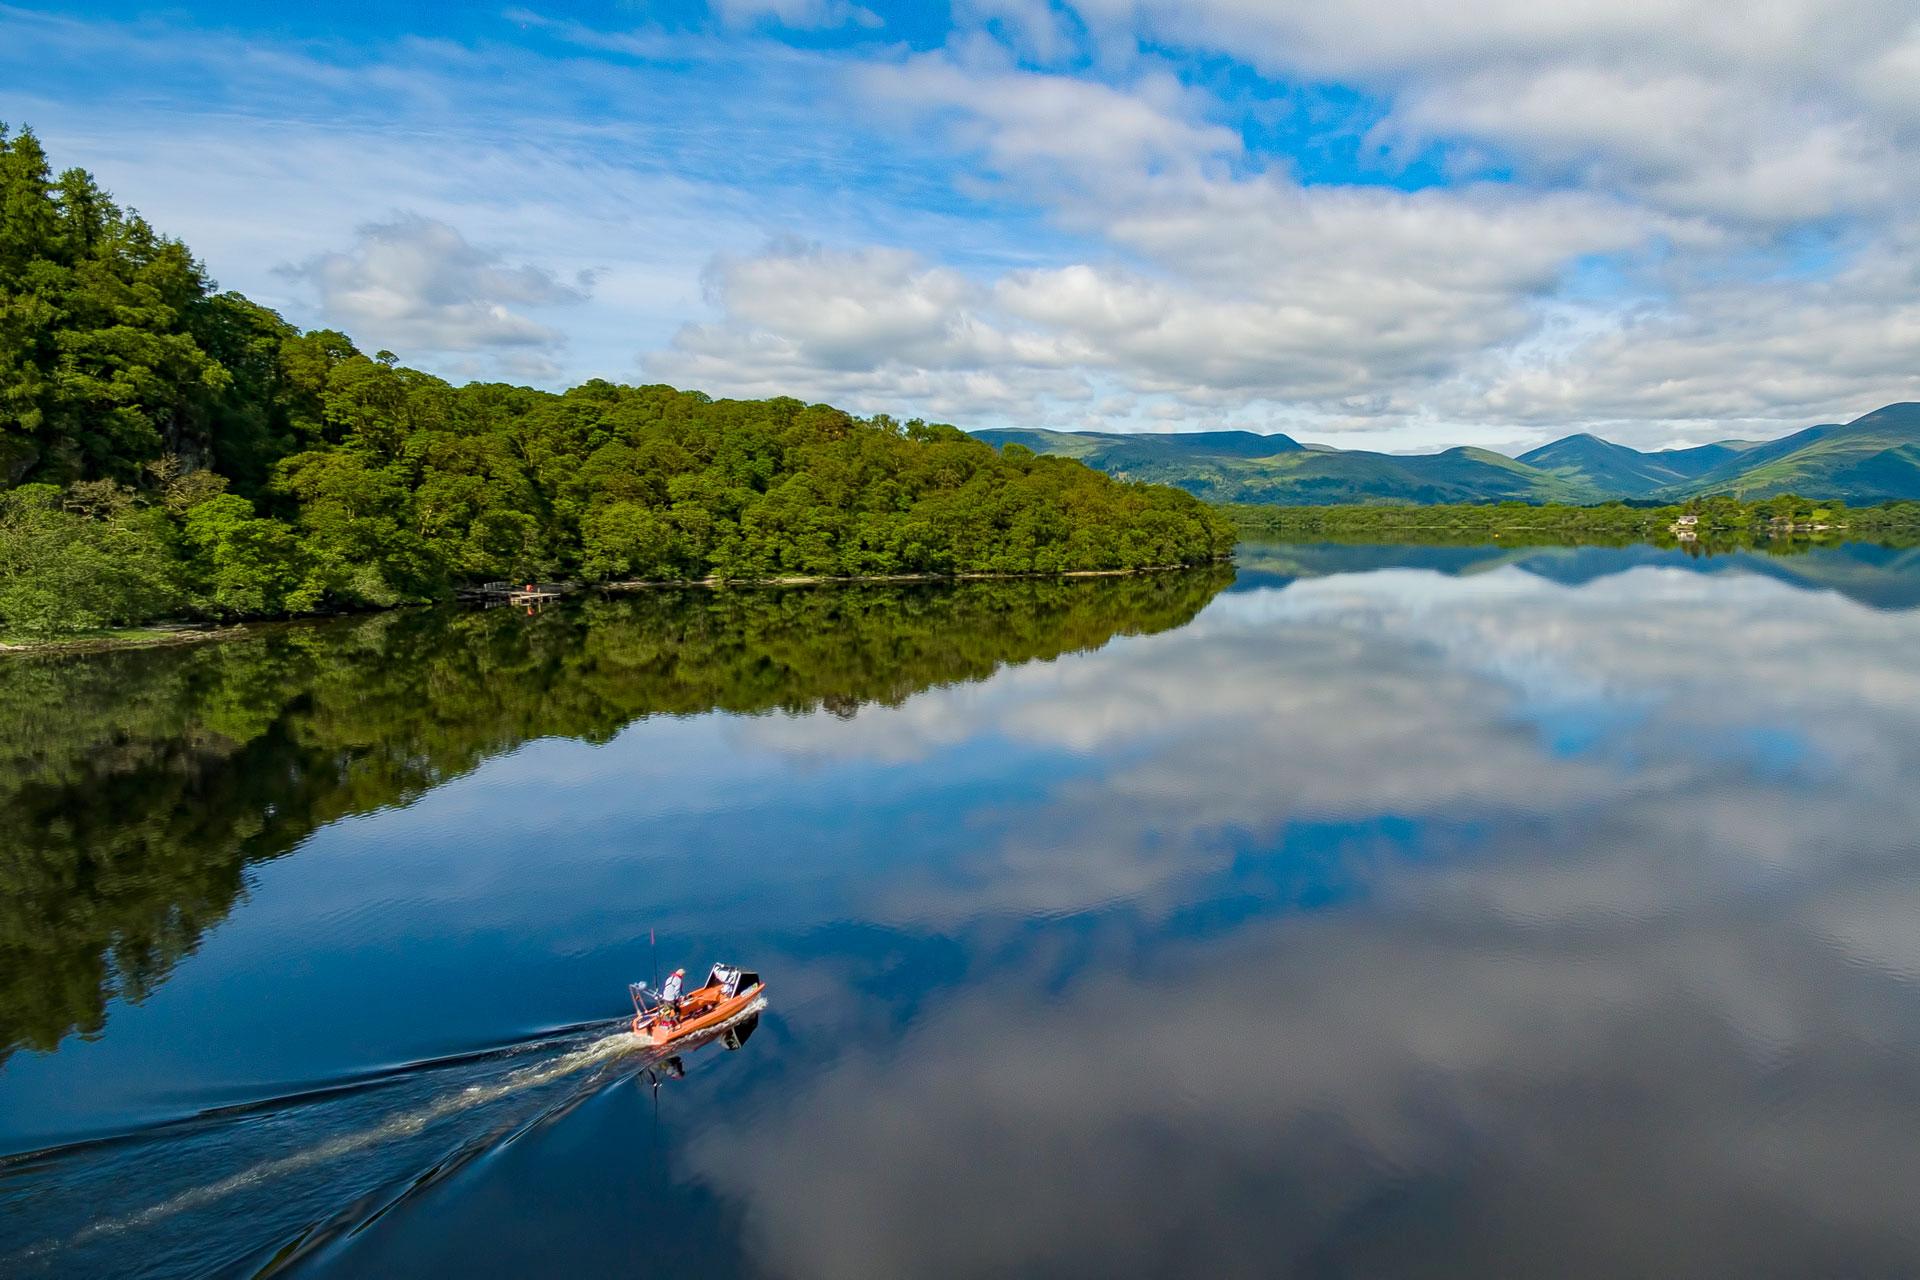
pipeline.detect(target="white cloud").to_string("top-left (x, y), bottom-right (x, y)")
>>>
top-left (695, 242), bottom-right (986, 370)
top-left (1383, 65), bottom-right (1906, 227)
top-left (993, 182), bottom-right (1641, 402)
top-left (647, 239), bottom-right (1096, 416)
top-left (1073, 0), bottom-right (1914, 90)
top-left (13, 2), bottom-right (1920, 441)
top-left (710, 0), bottom-right (883, 30)
top-left (767, 3), bottom-right (1920, 440)
top-left (1063, 1), bottom-right (1920, 233)
top-left (652, 63), bottom-right (1650, 429)
top-left (857, 53), bottom-right (1242, 186)
top-left (1447, 223), bottom-right (1920, 434)
top-left (281, 215), bottom-right (589, 355)
top-left (953, 0), bottom-right (1086, 64)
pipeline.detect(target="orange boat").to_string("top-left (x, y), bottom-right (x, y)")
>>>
top-left (630, 964), bottom-right (766, 1048)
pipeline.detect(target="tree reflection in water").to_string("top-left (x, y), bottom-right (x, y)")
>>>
top-left (0, 570), bottom-right (1231, 1061)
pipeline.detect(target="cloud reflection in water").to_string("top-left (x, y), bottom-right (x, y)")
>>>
top-left (701, 565), bottom-right (1920, 1278)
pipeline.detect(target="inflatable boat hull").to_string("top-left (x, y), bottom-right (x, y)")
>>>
top-left (633, 979), bottom-right (766, 1048)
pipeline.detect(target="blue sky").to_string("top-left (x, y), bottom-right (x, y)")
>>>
top-left (6, 1), bottom-right (1919, 449)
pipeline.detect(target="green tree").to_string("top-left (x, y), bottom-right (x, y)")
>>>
top-left (179, 493), bottom-right (318, 617)
top-left (0, 483), bottom-right (182, 636)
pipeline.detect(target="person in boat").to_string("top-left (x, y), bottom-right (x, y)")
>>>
top-left (659, 967), bottom-right (686, 1018)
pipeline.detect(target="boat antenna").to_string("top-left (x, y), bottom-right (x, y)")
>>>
top-left (651, 926), bottom-right (658, 995)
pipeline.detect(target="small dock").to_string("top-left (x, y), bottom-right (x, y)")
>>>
top-left (507, 586), bottom-right (561, 605)
top-left (464, 581), bottom-right (572, 607)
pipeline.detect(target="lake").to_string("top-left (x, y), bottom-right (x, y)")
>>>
top-left (4, 541), bottom-right (1920, 1277)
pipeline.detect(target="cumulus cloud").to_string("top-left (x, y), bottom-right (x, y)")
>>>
top-left (992, 182), bottom-right (1640, 401)
top-left (1059, 1), bottom-right (1920, 237)
top-left (646, 239), bottom-right (1096, 416)
top-left (690, 1), bottom-right (1919, 441)
top-left (653, 60), bottom-right (1649, 429)
top-left (1384, 65), bottom-right (1906, 226)
top-left (281, 215), bottom-right (590, 355)
top-left (616, 24), bottom-right (1920, 442)
top-left (858, 53), bottom-right (1242, 186)
top-left (21, 2), bottom-right (1920, 440)
top-left (1443, 223), bottom-right (1920, 436)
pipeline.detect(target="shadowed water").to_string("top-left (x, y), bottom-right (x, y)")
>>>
top-left (4, 545), bottom-right (1920, 1276)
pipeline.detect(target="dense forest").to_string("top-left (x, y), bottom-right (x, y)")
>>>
top-left (1229, 495), bottom-right (1920, 548)
top-left (0, 127), bottom-right (1232, 638)
top-left (0, 570), bottom-right (1229, 1060)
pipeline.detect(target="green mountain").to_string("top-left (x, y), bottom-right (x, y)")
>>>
top-left (976, 428), bottom-right (1305, 471)
top-left (1649, 404), bottom-right (1920, 502)
top-left (976, 429), bottom-right (1592, 505)
top-left (1516, 434), bottom-right (1759, 497)
top-left (978, 404), bottom-right (1920, 506)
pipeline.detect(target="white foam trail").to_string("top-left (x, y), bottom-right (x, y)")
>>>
top-left (62, 997), bottom-right (766, 1251)
top-left (68, 1026), bottom-right (643, 1245)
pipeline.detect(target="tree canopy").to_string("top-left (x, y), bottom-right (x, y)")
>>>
top-left (0, 126), bottom-right (1233, 636)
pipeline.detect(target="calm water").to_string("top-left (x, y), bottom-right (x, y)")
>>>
top-left (4, 543), bottom-right (1920, 1277)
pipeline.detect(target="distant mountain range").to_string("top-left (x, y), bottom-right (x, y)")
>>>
top-left (974, 403), bottom-right (1920, 506)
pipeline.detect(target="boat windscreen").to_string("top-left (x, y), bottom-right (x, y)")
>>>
top-left (703, 965), bottom-right (760, 997)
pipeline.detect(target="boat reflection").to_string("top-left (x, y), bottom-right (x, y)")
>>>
top-left (643, 1008), bottom-right (763, 1094)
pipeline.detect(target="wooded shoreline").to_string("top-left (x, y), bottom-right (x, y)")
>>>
top-left (0, 559), bottom-right (1234, 656)
top-left (0, 127), bottom-right (1236, 644)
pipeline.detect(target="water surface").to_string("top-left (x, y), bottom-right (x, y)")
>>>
top-left (5, 545), bottom-right (1920, 1276)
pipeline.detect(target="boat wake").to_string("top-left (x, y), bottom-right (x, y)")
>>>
top-left (0, 1005), bottom-right (760, 1278)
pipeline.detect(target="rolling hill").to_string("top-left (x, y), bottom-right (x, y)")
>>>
top-left (975, 404), bottom-right (1920, 506)
top-left (1515, 434), bottom-right (1760, 497)
top-left (1648, 403), bottom-right (1920, 502)
top-left (975, 429), bottom-right (1593, 505)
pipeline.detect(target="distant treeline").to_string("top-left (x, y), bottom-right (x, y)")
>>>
top-left (1228, 495), bottom-right (1920, 548)
top-left (0, 127), bottom-right (1231, 638)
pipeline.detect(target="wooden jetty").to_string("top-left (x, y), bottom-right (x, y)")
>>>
top-left (463, 580), bottom-right (571, 606)
top-left (508, 587), bottom-right (560, 604)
